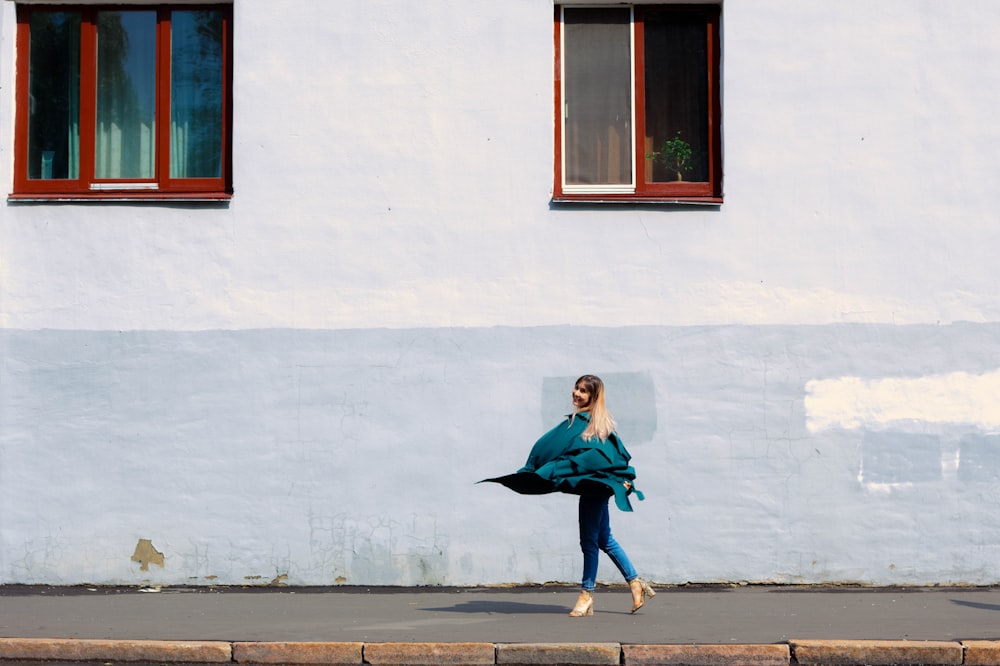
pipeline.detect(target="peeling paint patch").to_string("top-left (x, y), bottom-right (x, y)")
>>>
top-left (131, 539), bottom-right (165, 571)
top-left (805, 369), bottom-right (1000, 433)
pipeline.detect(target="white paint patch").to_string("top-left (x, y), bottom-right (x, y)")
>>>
top-left (805, 369), bottom-right (1000, 433)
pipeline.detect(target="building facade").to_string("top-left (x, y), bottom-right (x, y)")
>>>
top-left (2, 0), bottom-right (1000, 586)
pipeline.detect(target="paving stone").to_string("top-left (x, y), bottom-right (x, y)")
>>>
top-left (623, 643), bottom-right (789, 666)
top-left (961, 641), bottom-right (1000, 666)
top-left (789, 639), bottom-right (962, 665)
top-left (496, 643), bottom-right (621, 666)
top-left (364, 642), bottom-right (495, 665)
top-left (233, 641), bottom-right (363, 664)
top-left (0, 637), bottom-right (232, 663)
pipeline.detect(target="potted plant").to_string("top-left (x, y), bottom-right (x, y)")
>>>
top-left (647, 131), bottom-right (693, 181)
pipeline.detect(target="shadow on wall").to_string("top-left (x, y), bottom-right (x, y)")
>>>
top-left (860, 430), bottom-right (1000, 486)
top-left (959, 434), bottom-right (1000, 482)
top-left (542, 372), bottom-right (657, 445)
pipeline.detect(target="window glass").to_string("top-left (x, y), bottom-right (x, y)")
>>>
top-left (28, 11), bottom-right (81, 180)
top-left (95, 10), bottom-right (157, 179)
top-left (643, 10), bottom-right (709, 183)
top-left (170, 9), bottom-right (224, 179)
top-left (562, 7), bottom-right (632, 187)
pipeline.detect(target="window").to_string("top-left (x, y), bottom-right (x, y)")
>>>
top-left (12, 4), bottom-right (232, 200)
top-left (554, 5), bottom-right (722, 203)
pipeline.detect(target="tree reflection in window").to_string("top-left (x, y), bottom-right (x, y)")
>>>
top-left (27, 8), bottom-right (224, 182)
top-left (171, 10), bottom-right (224, 179)
top-left (28, 11), bottom-right (80, 180)
top-left (96, 10), bottom-right (156, 179)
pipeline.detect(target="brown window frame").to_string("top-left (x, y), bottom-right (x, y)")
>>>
top-left (553, 4), bottom-right (722, 204)
top-left (11, 4), bottom-right (233, 201)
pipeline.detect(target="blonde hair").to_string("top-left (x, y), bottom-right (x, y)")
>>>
top-left (573, 374), bottom-right (616, 441)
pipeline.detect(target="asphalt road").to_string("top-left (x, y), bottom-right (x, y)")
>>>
top-left (2, 585), bottom-right (999, 645)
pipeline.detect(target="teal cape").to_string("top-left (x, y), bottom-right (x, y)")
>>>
top-left (481, 412), bottom-right (644, 512)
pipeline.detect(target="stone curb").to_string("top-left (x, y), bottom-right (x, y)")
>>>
top-left (624, 643), bottom-right (790, 666)
top-left (365, 642), bottom-right (496, 665)
top-left (497, 642), bottom-right (621, 665)
top-left (963, 641), bottom-right (1000, 666)
top-left (790, 639), bottom-right (964, 666)
top-left (0, 637), bottom-right (232, 662)
top-left (233, 641), bottom-right (363, 664)
top-left (2, 638), bottom-right (998, 664)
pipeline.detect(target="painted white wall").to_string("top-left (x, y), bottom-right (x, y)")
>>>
top-left (2, 0), bottom-right (1000, 586)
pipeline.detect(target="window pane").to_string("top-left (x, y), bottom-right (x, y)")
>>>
top-left (28, 12), bottom-right (80, 180)
top-left (563, 8), bottom-right (632, 187)
top-left (644, 10), bottom-right (709, 183)
top-left (96, 11), bottom-right (156, 179)
top-left (171, 10), bottom-right (224, 179)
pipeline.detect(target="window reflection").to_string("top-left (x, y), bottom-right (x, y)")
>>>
top-left (95, 10), bottom-right (156, 179)
top-left (171, 10), bottom-right (224, 179)
top-left (28, 11), bottom-right (80, 180)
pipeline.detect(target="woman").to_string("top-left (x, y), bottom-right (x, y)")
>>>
top-left (482, 374), bottom-right (655, 617)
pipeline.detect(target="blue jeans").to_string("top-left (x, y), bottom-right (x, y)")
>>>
top-left (578, 494), bottom-right (637, 591)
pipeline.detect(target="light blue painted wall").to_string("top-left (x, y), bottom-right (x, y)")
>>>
top-left (3, 325), bottom-right (999, 585)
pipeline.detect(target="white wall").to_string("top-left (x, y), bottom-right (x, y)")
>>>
top-left (2, 0), bottom-right (1000, 586)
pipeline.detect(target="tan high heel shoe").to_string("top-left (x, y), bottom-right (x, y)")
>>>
top-left (629, 578), bottom-right (656, 613)
top-left (569, 590), bottom-right (594, 617)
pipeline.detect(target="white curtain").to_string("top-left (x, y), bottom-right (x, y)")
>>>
top-left (94, 10), bottom-right (156, 179)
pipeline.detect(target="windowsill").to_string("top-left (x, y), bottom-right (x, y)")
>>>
top-left (552, 195), bottom-right (723, 205)
top-left (8, 192), bottom-right (232, 203)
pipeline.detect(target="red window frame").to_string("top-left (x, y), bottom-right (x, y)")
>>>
top-left (11, 4), bottom-right (233, 201)
top-left (553, 4), bottom-right (722, 204)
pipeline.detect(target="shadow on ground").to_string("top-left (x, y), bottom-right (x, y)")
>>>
top-left (420, 600), bottom-right (569, 614)
top-left (952, 599), bottom-right (1000, 612)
